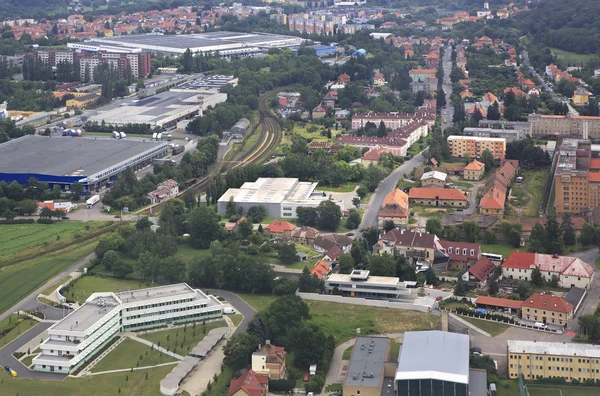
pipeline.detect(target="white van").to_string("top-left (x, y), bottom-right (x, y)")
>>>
top-left (534, 322), bottom-right (547, 329)
top-left (223, 307), bottom-right (235, 314)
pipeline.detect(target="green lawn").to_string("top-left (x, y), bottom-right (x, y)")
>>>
top-left (480, 243), bottom-right (523, 259)
top-left (461, 316), bottom-right (510, 337)
top-left (174, 245), bottom-right (213, 261)
top-left (389, 341), bottom-right (401, 361)
top-left (0, 314), bottom-right (38, 347)
top-left (342, 345), bottom-right (353, 360)
top-left (20, 348), bottom-right (40, 368)
top-left (0, 221), bottom-right (108, 266)
top-left (139, 319), bottom-right (227, 354)
top-left (595, 256), bottom-right (600, 270)
top-left (64, 276), bottom-right (152, 304)
top-left (291, 124), bottom-right (340, 142)
top-left (0, 240), bottom-right (98, 315)
top-left (316, 183), bottom-right (358, 193)
top-left (550, 47), bottom-right (594, 66)
top-left (520, 170), bottom-right (549, 217)
top-left (496, 380), bottom-right (600, 396)
top-left (235, 293), bottom-right (278, 312)
top-left (91, 338), bottom-right (177, 373)
top-left (229, 314), bottom-right (243, 327)
top-left (0, 364), bottom-right (171, 396)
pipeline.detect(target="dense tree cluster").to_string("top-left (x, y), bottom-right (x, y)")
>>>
top-left (506, 138), bottom-right (552, 168)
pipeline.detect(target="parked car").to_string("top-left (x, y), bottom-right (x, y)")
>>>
top-left (303, 374), bottom-right (309, 382)
top-left (61, 216), bottom-right (70, 220)
top-left (470, 347), bottom-right (482, 356)
top-left (114, 214), bottom-right (121, 218)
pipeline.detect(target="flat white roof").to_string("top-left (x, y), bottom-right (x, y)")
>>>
top-left (116, 283), bottom-right (196, 304)
top-left (396, 331), bottom-right (469, 384)
top-left (326, 273), bottom-right (400, 286)
top-left (421, 170), bottom-right (447, 181)
top-left (447, 135), bottom-right (506, 143)
top-left (218, 178), bottom-right (318, 205)
top-left (508, 340), bottom-right (600, 358)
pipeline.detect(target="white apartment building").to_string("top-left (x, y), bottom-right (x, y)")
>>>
top-left (79, 57), bottom-right (100, 82)
top-left (33, 283), bottom-right (223, 374)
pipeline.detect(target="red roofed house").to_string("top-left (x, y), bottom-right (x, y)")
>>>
top-left (227, 216), bottom-right (247, 232)
top-left (147, 179), bottom-right (179, 204)
top-left (324, 244), bottom-right (344, 262)
top-left (438, 240), bottom-right (482, 270)
top-left (265, 220), bottom-right (296, 237)
top-left (312, 105), bottom-right (327, 119)
top-left (252, 341), bottom-right (287, 379)
top-left (501, 252), bottom-right (594, 289)
top-left (378, 188), bottom-right (409, 227)
top-left (228, 370), bottom-right (269, 396)
top-left (521, 293), bottom-right (574, 325)
top-left (474, 295), bottom-right (522, 314)
top-left (291, 226), bottom-right (320, 245)
top-left (338, 73), bottom-right (350, 84)
top-left (464, 160), bottom-right (485, 180)
top-left (464, 258), bottom-right (496, 288)
top-left (408, 187), bottom-right (468, 207)
top-left (310, 260), bottom-right (332, 279)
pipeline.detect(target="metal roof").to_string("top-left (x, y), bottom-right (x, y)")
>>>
top-left (396, 331), bottom-right (469, 384)
top-left (508, 340), bottom-right (600, 358)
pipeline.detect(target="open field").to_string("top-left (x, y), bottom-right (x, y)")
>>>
top-left (0, 221), bottom-right (108, 266)
top-left (64, 275), bottom-right (152, 304)
top-left (461, 316), bottom-right (510, 337)
top-left (0, 313), bottom-right (38, 347)
top-left (520, 169), bottom-right (548, 217)
top-left (480, 243), bottom-right (522, 259)
top-left (91, 338), bottom-right (177, 373)
top-left (229, 314), bottom-right (243, 327)
top-left (139, 319), bottom-right (227, 354)
top-left (235, 293), bottom-right (278, 312)
top-left (0, 240), bottom-right (98, 315)
top-left (0, 364), bottom-right (171, 396)
top-left (316, 183), bottom-right (358, 193)
top-left (292, 125), bottom-right (340, 142)
top-left (550, 47), bottom-right (594, 66)
top-left (496, 380), bottom-right (600, 396)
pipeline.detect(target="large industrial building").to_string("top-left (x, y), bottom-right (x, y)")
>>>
top-left (217, 177), bottom-right (343, 218)
top-left (0, 135), bottom-right (169, 190)
top-left (528, 113), bottom-right (600, 138)
top-left (343, 336), bottom-right (391, 396)
top-left (33, 283), bottom-right (223, 374)
top-left (88, 90), bottom-right (226, 128)
top-left (395, 331), bottom-right (487, 396)
top-left (68, 31), bottom-right (305, 56)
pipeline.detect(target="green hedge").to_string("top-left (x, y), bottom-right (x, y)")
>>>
top-left (0, 219), bottom-right (36, 224)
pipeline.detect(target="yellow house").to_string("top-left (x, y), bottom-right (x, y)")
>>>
top-left (251, 341), bottom-right (287, 380)
top-left (508, 340), bottom-right (600, 383)
top-left (520, 293), bottom-right (574, 325)
top-left (464, 160), bottom-right (485, 180)
top-left (573, 87), bottom-right (589, 107)
top-left (66, 93), bottom-right (100, 109)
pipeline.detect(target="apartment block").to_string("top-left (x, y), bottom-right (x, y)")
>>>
top-left (33, 283), bottom-right (223, 374)
top-left (508, 340), bottom-right (600, 383)
top-left (447, 135), bottom-right (506, 160)
top-left (528, 113), bottom-right (600, 138)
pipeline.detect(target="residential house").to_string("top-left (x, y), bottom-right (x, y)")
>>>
top-left (463, 258), bottom-right (496, 288)
top-left (322, 93), bottom-right (336, 109)
top-left (373, 229), bottom-right (445, 264)
top-left (479, 160), bottom-right (519, 217)
top-left (501, 252), bottom-right (594, 289)
top-left (265, 220), bottom-right (296, 237)
top-left (324, 245), bottom-right (344, 262)
top-left (438, 240), bottom-right (482, 271)
top-left (377, 188), bottom-right (409, 228)
top-left (408, 187), bottom-right (468, 207)
top-left (291, 226), bottom-right (320, 245)
top-left (373, 72), bottom-right (386, 86)
top-left (459, 89), bottom-right (473, 100)
top-left (313, 234), bottom-right (352, 254)
top-left (464, 160), bottom-right (485, 180)
top-left (66, 93), bottom-right (100, 109)
top-left (521, 293), bottom-right (574, 325)
top-left (147, 179), bottom-right (179, 204)
top-left (420, 171), bottom-right (448, 187)
top-left (361, 146), bottom-right (407, 166)
top-left (338, 73), bottom-right (350, 84)
top-left (251, 341), bottom-right (287, 380)
top-left (310, 260), bottom-right (332, 280)
top-left (573, 87), bottom-right (589, 107)
top-left (312, 105), bottom-right (327, 119)
top-left (228, 370), bottom-right (269, 396)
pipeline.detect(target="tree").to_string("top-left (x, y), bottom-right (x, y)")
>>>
top-left (531, 267), bottom-right (544, 287)
top-left (296, 207), bottom-right (318, 227)
top-left (528, 223), bottom-right (547, 253)
top-left (135, 216), bottom-right (152, 231)
top-left (561, 213), bottom-right (576, 246)
top-left (277, 243), bottom-right (297, 262)
top-left (2, 209), bottom-right (16, 220)
top-left (487, 102), bottom-right (501, 120)
top-left (500, 221), bottom-right (513, 241)
top-left (445, 226), bottom-right (460, 241)
top-left (481, 149), bottom-right (494, 170)
top-left (545, 216), bottom-right (564, 255)
top-left (369, 254), bottom-right (396, 277)
top-left (352, 197), bottom-right (361, 208)
top-left (437, 88), bottom-right (446, 108)
top-left (383, 220), bottom-right (396, 233)
top-left (316, 200), bottom-right (342, 232)
top-left (223, 333), bottom-right (258, 370)
top-left (454, 273), bottom-right (467, 296)
top-left (236, 219), bottom-right (254, 240)
top-left (186, 207), bottom-right (223, 249)
top-left (225, 196), bottom-right (237, 218)
top-left (483, 229), bottom-right (496, 244)
top-left (39, 207), bottom-right (53, 219)
top-left (425, 218), bottom-right (442, 236)
top-left (337, 254), bottom-right (354, 274)
top-left (462, 221), bottom-right (479, 243)
top-left (112, 260), bottom-right (134, 278)
top-left (345, 209), bottom-right (361, 229)
top-left (19, 199), bottom-right (38, 215)
top-left (100, 247), bottom-right (121, 270)
top-left (246, 206), bottom-right (266, 223)
top-left (356, 186), bottom-right (368, 200)
top-left (298, 267), bottom-right (320, 292)
top-left (580, 223), bottom-right (596, 246)
top-left (488, 279), bottom-right (499, 296)
top-left (424, 268), bottom-right (438, 286)
top-left (508, 228), bottom-right (521, 248)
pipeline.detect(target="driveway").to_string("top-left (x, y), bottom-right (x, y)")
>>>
top-left (202, 290), bottom-right (256, 333)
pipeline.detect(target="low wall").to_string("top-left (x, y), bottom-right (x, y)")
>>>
top-left (296, 292), bottom-right (429, 312)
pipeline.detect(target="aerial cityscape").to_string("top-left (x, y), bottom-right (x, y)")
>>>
top-left (1, 0), bottom-right (600, 395)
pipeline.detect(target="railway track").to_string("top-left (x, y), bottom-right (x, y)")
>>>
top-left (139, 91), bottom-right (281, 214)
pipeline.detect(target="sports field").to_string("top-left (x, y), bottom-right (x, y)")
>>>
top-left (525, 385), bottom-right (600, 396)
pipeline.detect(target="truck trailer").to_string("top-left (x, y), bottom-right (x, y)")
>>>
top-left (86, 194), bottom-right (100, 208)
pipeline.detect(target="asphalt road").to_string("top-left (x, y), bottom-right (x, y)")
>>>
top-left (203, 289), bottom-right (257, 334)
top-left (359, 152), bottom-right (425, 229)
top-left (442, 46), bottom-right (454, 131)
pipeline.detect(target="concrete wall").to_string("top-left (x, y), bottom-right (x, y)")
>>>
top-left (296, 292), bottom-right (427, 312)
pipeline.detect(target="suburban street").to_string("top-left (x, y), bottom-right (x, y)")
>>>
top-left (359, 153), bottom-right (425, 229)
top-left (441, 46), bottom-right (454, 130)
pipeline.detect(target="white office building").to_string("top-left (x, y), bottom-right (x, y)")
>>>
top-left (33, 283), bottom-right (223, 374)
top-left (217, 177), bottom-right (344, 218)
top-left (323, 270), bottom-right (411, 299)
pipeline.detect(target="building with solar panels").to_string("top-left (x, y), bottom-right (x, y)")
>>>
top-left (68, 31), bottom-right (305, 56)
top-left (0, 135), bottom-right (169, 191)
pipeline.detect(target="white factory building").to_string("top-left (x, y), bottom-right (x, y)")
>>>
top-left (217, 177), bottom-right (344, 218)
top-left (32, 283), bottom-right (223, 374)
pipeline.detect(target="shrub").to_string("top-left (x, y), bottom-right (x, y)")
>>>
top-left (0, 219), bottom-right (36, 224)
top-left (269, 379), bottom-right (296, 392)
top-left (37, 218), bottom-right (54, 224)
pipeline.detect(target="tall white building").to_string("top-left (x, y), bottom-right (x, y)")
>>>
top-left (33, 283), bottom-right (223, 374)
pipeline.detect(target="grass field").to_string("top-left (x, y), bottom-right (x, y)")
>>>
top-left (91, 338), bottom-right (177, 373)
top-left (0, 222), bottom-right (108, 266)
top-left (495, 380), bottom-right (600, 396)
top-left (64, 276), bottom-right (153, 304)
top-left (292, 125), bottom-right (340, 142)
top-left (139, 320), bottom-right (228, 354)
top-left (550, 47), bottom-right (594, 66)
top-left (0, 240), bottom-right (98, 315)
top-left (595, 257), bottom-right (600, 270)
top-left (234, 293), bottom-right (278, 312)
top-left (461, 316), bottom-right (510, 336)
top-left (480, 243), bottom-right (522, 259)
top-left (229, 314), bottom-right (243, 327)
top-left (520, 169), bottom-right (549, 217)
top-left (0, 313), bottom-right (38, 347)
top-left (316, 183), bottom-right (358, 193)
top-left (0, 364), bottom-right (171, 396)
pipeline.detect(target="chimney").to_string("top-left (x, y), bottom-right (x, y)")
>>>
top-left (266, 340), bottom-right (271, 345)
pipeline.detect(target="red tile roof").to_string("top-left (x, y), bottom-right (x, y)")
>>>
top-left (265, 220), bottom-right (296, 234)
top-left (464, 160), bottom-right (485, 171)
top-left (468, 257), bottom-right (495, 282)
top-left (228, 370), bottom-right (268, 396)
top-left (438, 240), bottom-right (481, 261)
top-left (591, 158), bottom-right (600, 170)
top-left (311, 260), bottom-right (331, 279)
top-left (408, 187), bottom-right (467, 201)
top-left (589, 172), bottom-right (600, 183)
top-left (325, 245), bottom-right (344, 260)
top-left (523, 293), bottom-right (573, 314)
top-left (502, 252), bottom-right (594, 277)
top-left (475, 295), bottom-right (523, 310)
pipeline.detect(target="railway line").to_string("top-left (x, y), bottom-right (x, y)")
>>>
top-left (139, 90), bottom-right (281, 214)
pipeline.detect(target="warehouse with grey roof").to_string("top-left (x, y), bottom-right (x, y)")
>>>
top-left (0, 135), bottom-right (169, 190)
top-left (344, 336), bottom-right (390, 396)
